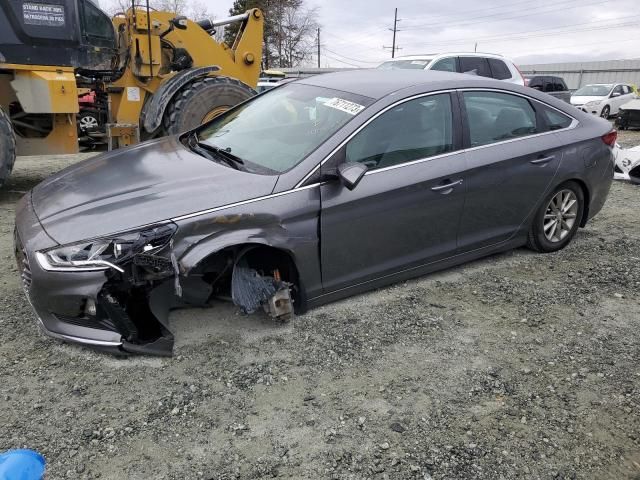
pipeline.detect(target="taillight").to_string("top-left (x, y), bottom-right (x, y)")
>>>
top-left (601, 130), bottom-right (617, 147)
top-left (515, 64), bottom-right (526, 86)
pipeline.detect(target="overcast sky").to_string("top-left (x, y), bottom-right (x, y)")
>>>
top-left (102, 0), bottom-right (640, 67)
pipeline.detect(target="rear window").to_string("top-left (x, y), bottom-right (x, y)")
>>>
top-left (488, 59), bottom-right (512, 80)
top-left (459, 57), bottom-right (492, 78)
top-left (539, 104), bottom-right (573, 130)
top-left (377, 59), bottom-right (431, 70)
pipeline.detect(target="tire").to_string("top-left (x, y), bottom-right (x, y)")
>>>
top-left (162, 76), bottom-right (255, 135)
top-left (526, 181), bottom-right (585, 253)
top-left (0, 107), bottom-right (16, 189)
top-left (600, 105), bottom-right (610, 119)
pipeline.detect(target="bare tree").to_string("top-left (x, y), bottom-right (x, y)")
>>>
top-left (101, 0), bottom-right (216, 23)
top-left (279, 5), bottom-right (317, 68)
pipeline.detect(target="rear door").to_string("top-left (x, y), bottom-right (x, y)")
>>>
top-left (456, 90), bottom-right (569, 251)
top-left (319, 92), bottom-right (467, 293)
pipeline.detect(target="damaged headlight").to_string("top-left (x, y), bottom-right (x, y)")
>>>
top-left (36, 223), bottom-right (177, 272)
top-left (585, 100), bottom-right (602, 108)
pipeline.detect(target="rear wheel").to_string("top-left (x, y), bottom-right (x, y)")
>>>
top-left (527, 181), bottom-right (584, 253)
top-left (0, 107), bottom-right (16, 188)
top-left (162, 76), bottom-right (255, 135)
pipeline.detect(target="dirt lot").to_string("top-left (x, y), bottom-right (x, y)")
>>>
top-left (1, 128), bottom-right (639, 479)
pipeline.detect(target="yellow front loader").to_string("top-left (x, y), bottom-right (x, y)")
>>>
top-left (0, 0), bottom-right (264, 187)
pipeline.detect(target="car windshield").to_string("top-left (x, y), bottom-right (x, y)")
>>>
top-left (197, 83), bottom-right (374, 174)
top-left (377, 59), bottom-right (432, 70)
top-left (573, 85), bottom-right (612, 97)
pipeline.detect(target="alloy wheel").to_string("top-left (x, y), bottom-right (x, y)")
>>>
top-left (79, 115), bottom-right (99, 131)
top-left (543, 189), bottom-right (578, 242)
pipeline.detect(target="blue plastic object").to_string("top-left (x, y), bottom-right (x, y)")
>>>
top-left (0, 450), bottom-right (45, 480)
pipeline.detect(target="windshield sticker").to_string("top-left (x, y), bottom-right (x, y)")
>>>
top-left (411, 60), bottom-right (428, 65)
top-left (23, 3), bottom-right (65, 27)
top-left (323, 97), bottom-right (365, 115)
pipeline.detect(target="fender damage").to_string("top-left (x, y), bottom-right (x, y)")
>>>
top-left (94, 213), bottom-right (298, 356)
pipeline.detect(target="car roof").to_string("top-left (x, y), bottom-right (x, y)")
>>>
top-left (385, 52), bottom-right (506, 62)
top-left (296, 69), bottom-right (509, 100)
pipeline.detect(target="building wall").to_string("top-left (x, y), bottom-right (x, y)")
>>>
top-left (519, 59), bottom-right (640, 90)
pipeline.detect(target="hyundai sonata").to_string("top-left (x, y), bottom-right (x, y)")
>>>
top-left (14, 70), bottom-right (615, 355)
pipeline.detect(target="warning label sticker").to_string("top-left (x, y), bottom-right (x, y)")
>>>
top-left (323, 97), bottom-right (365, 116)
top-left (23, 3), bottom-right (65, 27)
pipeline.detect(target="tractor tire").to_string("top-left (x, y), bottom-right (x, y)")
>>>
top-left (0, 107), bottom-right (16, 189)
top-left (162, 76), bottom-right (255, 135)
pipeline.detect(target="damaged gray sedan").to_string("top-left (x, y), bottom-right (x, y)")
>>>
top-left (14, 70), bottom-right (615, 355)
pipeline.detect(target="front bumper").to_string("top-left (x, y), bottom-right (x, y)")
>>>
top-left (574, 105), bottom-right (602, 115)
top-left (14, 194), bottom-right (124, 350)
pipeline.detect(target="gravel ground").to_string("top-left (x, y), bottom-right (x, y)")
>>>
top-left (1, 139), bottom-right (640, 479)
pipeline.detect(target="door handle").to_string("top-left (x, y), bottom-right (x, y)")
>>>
top-left (431, 179), bottom-right (463, 192)
top-left (530, 155), bottom-right (555, 165)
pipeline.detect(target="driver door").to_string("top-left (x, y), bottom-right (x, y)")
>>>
top-left (319, 93), bottom-right (467, 293)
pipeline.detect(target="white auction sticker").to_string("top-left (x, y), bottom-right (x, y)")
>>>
top-left (126, 87), bottom-right (140, 102)
top-left (323, 97), bottom-right (365, 115)
top-left (410, 60), bottom-right (428, 65)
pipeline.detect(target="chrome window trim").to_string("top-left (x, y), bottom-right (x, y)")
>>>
top-left (171, 87), bottom-right (581, 222)
top-left (295, 89), bottom-right (457, 188)
top-left (296, 87), bottom-right (579, 187)
top-left (458, 87), bottom-right (579, 122)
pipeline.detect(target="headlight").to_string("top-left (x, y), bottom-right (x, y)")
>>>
top-left (585, 100), bottom-right (602, 108)
top-left (36, 223), bottom-right (177, 272)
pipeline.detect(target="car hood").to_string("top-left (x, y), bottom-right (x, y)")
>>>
top-left (620, 99), bottom-right (640, 111)
top-left (31, 136), bottom-right (278, 244)
top-left (570, 95), bottom-right (604, 105)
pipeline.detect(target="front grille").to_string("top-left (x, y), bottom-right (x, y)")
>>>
top-left (14, 230), bottom-right (32, 291)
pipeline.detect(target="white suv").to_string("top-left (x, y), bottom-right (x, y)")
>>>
top-left (377, 52), bottom-right (525, 85)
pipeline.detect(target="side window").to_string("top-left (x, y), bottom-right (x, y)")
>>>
top-left (538, 103), bottom-right (573, 130)
top-left (463, 91), bottom-right (539, 147)
top-left (81, 0), bottom-right (115, 42)
top-left (430, 57), bottom-right (456, 72)
top-left (557, 78), bottom-right (568, 91)
top-left (346, 94), bottom-right (454, 170)
top-left (613, 85), bottom-right (624, 96)
top-left (529, 77), bottom-right (543, 91)
top-left (543, 77), bottom-right (555, 93)
top-left (488, 59), bottom-right (512, 80)
top-left (459, 57), bottom-right (492, 78)
top-left (622, 85), bottom-right (631, 94)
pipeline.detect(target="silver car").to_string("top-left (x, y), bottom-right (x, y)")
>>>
top-left (14, 70), bottom-right (615, 355)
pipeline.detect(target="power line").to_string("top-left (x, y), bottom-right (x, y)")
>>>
top-left (400, 0), bottom-right (561, 23)
top-left (399, 17), bottom-right (640, 49)
top-left (323, 53), bottom-right (362, 68)
top-left (323, 47), bottom-right (382, 65)
top-left (402, 0), bottom-right (612, 31)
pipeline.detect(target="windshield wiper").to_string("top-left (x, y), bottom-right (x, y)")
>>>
top-left (198, 141), bottom-right (245, 167)
top-left (186, 132), bottom-right (243, 170)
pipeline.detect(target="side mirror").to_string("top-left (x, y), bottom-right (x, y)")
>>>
top-left (171, 16), bottom-right (188, 30)
top-left (611, 92), bottom-right (621, 98)
top-left (337, 162), bottom-right (368, 190)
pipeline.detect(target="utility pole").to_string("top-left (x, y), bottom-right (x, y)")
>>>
top-left (391, 8), bottom-right (398, 58)
top-left (317, 27), bottom-right (321, 68)
top-left (383, 8), bottom-right (401, 58)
